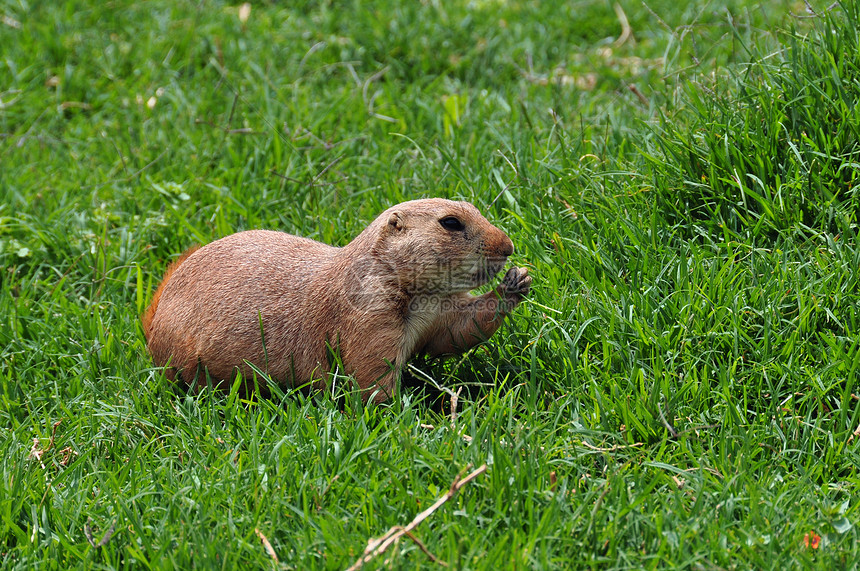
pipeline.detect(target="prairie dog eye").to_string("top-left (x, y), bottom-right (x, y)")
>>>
top-left (439, 216), bottom-right (465, 231)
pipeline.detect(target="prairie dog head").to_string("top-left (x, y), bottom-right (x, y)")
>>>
top-left (367, 198), bottom-right (514, 295)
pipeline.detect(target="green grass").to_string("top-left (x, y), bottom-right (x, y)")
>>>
top-left (2, 0), bottom-right (859, 568)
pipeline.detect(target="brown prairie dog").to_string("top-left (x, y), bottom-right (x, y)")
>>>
top-left (142, 198), bottom-right (531, 403)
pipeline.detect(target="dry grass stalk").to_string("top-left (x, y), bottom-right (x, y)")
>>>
top-left (255, 528), bottom-right (279, 566)
top-left (345, 464), bottom-right (488, 570)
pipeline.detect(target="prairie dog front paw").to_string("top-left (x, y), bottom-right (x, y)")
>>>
top-left (499, 266), bottom-right (531, 301)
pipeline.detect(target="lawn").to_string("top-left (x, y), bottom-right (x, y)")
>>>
top-left (2, 0), bottom-right (859, 568)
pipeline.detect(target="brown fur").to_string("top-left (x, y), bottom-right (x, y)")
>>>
top-left (143, 199), bottom-right (531, 402)
top-left (141, 245), bottom-right (199, 340)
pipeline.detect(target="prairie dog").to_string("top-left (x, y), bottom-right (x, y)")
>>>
top-left (142, 198), bottom-right (531, 402)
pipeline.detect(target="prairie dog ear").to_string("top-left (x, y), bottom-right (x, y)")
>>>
top-left (387, 211), bottom-right (404, 231)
